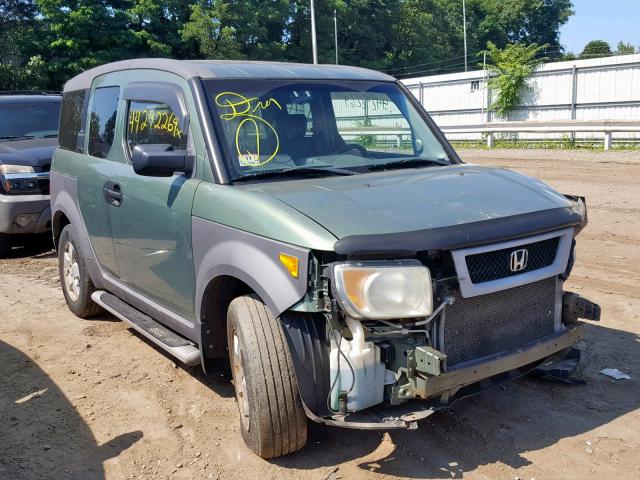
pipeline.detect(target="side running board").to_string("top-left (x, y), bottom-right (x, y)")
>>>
top-left (91, 291), bottom-right (200, 366)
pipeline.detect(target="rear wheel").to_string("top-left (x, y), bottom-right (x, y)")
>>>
top-left (0, 233), bottom-right (11, 257)
top-left (58, 224), bottom-right (102, 318)
top-left (227, 295), bottom-right (307, 458)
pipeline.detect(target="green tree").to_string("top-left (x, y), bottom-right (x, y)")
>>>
top-left (484, 42), bottom-right (547, 119)
top-left (0, 0), bottom-right (578, 89)
top-left (37, 0), bottom-right (138, 88)
top-left (384, 0), bottom-right (573, 77)
top-left (287, 0), bottom-right (399, 69)
top-left (473, 0), bottom-right (572, 55)
top-left (385, 0), bottom-right (460, 75)
top-left (581, 40), bottom-right (612, 58)
top-left (180, 2), bottom-right (244, 59)
top-left (615, 41), bottom-right (635, 55)
top-left (561, 51), bottom-right (577, 61)
top-left (126, 1), bottom-right (197, 59)
top-left (0, 1), bottom-right (49, 89)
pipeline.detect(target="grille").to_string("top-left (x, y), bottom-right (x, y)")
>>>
top-left (465, 236), bottom-right (559, 284)
top-left (442, 277), bottom-right (557, 366)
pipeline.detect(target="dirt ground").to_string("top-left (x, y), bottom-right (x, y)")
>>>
top-left (1, 149), bottom-right (639, 480)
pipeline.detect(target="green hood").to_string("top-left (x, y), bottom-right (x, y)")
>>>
top-left (239, 164), bottom-right (573, 239)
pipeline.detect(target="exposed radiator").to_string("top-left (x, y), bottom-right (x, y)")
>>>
top-left (442, 277), bottom-right (557, 367)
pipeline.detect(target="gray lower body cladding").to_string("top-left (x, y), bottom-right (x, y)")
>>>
top-left (0, 194), bottom-right (51, 234)
top-left (441, 278), bottom-right (557, 366)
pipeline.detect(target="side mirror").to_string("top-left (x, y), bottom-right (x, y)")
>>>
top-left (131, 144), bottom-right (194, 177)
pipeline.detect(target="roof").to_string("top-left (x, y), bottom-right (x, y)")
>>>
top-left (0, 94), bottom-right (61, 103)
top-left (64, 58), bottom-right (396, 91)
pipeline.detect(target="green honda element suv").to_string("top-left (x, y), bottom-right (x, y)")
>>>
top-left (51, 59), bottom-right (600, 458)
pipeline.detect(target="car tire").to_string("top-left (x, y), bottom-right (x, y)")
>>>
top-left (227, 295), bottom-right (307, 458)
top-left (0, 233), bottom-right (11, 257)
top-left (58, 224), bottom-right (103, 318)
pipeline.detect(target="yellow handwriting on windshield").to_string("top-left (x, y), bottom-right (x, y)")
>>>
top-left (215, 92), bottom-right (281, 166)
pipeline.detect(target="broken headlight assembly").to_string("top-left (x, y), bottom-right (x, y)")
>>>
top-left (332, 260), bottom-right (433, 319)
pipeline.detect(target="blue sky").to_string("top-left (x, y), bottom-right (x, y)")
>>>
top-left (560, 0), bottom-right (638, 53)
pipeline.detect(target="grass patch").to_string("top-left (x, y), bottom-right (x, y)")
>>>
top-left (450, 137), bottom-right (640, 151)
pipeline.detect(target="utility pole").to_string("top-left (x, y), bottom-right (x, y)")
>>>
top-left (334, 9), bottom-right (338, 64)
top-left (463, 0), bottom-right (468, 71)
top-left (481, 51), bottom-right (487, 120)
top-left (310, 0), bottom-right (318, 64)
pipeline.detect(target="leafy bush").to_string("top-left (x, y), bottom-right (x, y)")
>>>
top-left (484, 42), bottom-right (548, 119)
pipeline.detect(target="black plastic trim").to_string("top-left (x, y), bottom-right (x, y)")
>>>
top-left (279, 311), bottom-right (331, 417)
top-left (188, 77), bottom-right (229, 184)
top-left (334, 207), bottom-right (585, 257)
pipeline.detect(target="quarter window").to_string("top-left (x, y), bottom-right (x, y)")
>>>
top-left (126, 101), bottom-right (187, 153)
top-left (88, 86), bottom-right (120, 159)
top-left (59, 89), bottom-right (87, 151)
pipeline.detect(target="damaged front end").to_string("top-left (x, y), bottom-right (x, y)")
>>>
top-left (281, 197), bottom-right (601, 430)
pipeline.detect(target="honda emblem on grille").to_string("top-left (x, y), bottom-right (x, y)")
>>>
top-left (510, 248), bottom-right (529, 272)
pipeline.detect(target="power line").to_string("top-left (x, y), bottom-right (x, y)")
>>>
top-left (382, 54), bottom-right (470, 73)
top-left (391, 48), bottom-right (635, 80)
top-left (394, 61), bottom-right (471, 78)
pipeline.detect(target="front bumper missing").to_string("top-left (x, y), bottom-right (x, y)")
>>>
top-left (306, 324), bottom-right (583, 430)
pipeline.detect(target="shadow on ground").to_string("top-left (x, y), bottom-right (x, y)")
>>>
top-left (129, 329), bottom-right (236, 399)
top-left (274, 322), bottom-right (640, 478)
top-left (0, 340), bottom-right (142, 480)
top-left (4, 234), bottom-right (54, 258)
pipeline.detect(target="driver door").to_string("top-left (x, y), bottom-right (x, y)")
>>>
top-left (108, 75), bottom-right (200, 321)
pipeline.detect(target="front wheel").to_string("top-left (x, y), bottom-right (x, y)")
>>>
top-left (58, 224), bottom-right (102, 318)
top-left (227, 295), bottom-right (307, 458)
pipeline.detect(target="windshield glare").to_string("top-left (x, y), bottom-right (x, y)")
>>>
top-left (0, 101), bottom-right (60, 140)
top-left (205, 80), bottom-right (451, 181)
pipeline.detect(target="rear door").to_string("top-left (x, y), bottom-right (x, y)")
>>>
top-left (108, 71), bottom-right (201, 320)
top-left (77, 72), bottom-right (128, 276)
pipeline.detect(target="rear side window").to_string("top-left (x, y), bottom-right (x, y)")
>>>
top-left (88, 86), bottom-right (119, 158)
top-left (126, 100), bottom-right (188, 153)
top-left (59, 90), bottom-right (87, 151)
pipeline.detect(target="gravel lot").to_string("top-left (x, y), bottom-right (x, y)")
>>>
top-left (1, 149), bottom-right (639, 480)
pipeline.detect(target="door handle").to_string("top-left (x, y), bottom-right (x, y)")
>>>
top-left (103, 182), bottom-right (123, 207)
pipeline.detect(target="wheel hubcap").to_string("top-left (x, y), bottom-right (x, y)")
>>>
top-left (62, 241), bottom-right (80, 302)
top-left (232, 332), bottom-right (250, 432)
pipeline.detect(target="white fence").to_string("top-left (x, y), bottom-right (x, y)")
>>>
top-left (401, 54), bottom-right (640, 143)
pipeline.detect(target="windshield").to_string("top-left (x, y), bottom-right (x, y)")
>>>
top-left (0, 101), bottom-right (60, 140)
top-left (204, 80), bottom-right (452, 181)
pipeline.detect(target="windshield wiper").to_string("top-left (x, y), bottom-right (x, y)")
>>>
top-left (0, 135), bottom-right (35, 141)
top-left (233, 166), bottom-right (355, 182)
top-left (367, 158), bottom-right (449, 171)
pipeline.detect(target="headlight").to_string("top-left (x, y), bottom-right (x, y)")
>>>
top-left (1, 166), bottom-right (47, 195)
top-left (0, 164), bottom-right (35, 174)
top-left (333, 261), bottom-right (433, 319)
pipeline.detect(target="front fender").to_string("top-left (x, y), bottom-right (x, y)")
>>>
top-left (192, 216), bottom-right (310, 318)
top-left (50, 171), bottom-right (104, 289)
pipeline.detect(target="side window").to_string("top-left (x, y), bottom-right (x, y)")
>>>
top-left (88, 86), bottom-right (119, 159)
top-left (59, 89), bottom-right (87, 151)
top-left (126, 101), bottom-right (187, 153)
